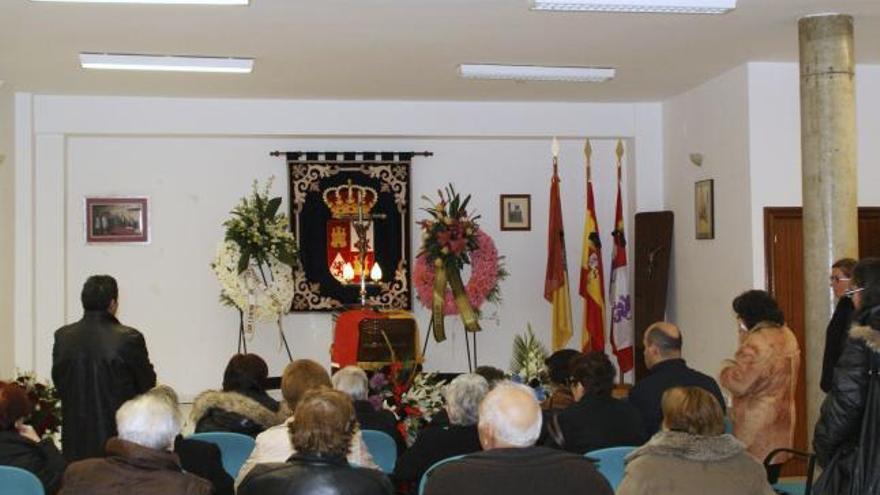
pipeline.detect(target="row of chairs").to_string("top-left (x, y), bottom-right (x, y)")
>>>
top-left (0, 431), bottom-right (813, 495)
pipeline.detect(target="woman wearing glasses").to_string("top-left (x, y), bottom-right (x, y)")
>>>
top-left (720, 290), bottom-right (800, 476)
top-left (813, 258), bottom-right (880, 494)
top-left (821, 258), bottom-right (858, 393)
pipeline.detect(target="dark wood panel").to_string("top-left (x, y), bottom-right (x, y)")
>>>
top-left (633, 211), bottom-right (674, 380)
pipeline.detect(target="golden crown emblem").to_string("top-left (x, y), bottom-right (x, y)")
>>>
top-left (323, 181), bottom-right (378, 218)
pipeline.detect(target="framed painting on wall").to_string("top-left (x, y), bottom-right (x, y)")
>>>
top-left (500, 194), bottom-right (531, 231)
top-left (85, 197), bottom-right (150, 244)
top-left (695, 179), bottom-right (714, 240)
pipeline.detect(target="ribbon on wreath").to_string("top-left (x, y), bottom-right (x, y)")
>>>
top-left (431, 259), bottom-right (481, 342)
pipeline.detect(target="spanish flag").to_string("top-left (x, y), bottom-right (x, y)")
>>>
top-left (544, 149), bottom-right (573, 351)
top-left (580, 140), bottom-right (606, 352)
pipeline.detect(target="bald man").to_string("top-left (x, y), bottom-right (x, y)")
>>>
top-left (628, 322), bottom-right (726, 436)
top-left (424, 382), bottom-right (612, 495)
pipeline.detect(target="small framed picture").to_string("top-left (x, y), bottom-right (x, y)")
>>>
top-left (85, 197), bottom-right (149, 244)
top-left (500, 194), bottom-right (531, 231)
top-left (694, 179), bottom-right (714, 240)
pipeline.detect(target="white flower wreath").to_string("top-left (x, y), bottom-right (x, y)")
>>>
top-left (212, 241), bottom-right (295, 324)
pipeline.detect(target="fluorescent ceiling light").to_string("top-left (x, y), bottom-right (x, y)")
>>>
top-left (530, 0), bottom-right (735, 14)
top-left (80, 53), bottom-right (253, 73)
top-left (32, 0), bottom-right (247, 4)
top-left (458, 64), bottom-right (615, 83)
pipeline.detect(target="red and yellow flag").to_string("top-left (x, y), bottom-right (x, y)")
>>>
top-left (544, 148), bottom-right (573, 351)
top-left (580, 140), bottom-right (606, 352)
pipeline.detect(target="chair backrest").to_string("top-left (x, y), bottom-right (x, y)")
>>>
top-left (0, 465), bottom-right (45, 495)
top-left (723, 416), bottom-right (734, 434)
top-left (187, 431), bottom-right (256, 478)
top-left (360, 429), bottom-right (397, 474)
top-left (418, 454), bottom-right (466, 495)
top-left (585, 446), bottom-right (637, 490)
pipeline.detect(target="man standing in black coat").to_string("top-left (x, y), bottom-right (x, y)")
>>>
top-left (628, 322), bottom-right (726, 436)
top-left (52, 275), bottom-right (156, 461)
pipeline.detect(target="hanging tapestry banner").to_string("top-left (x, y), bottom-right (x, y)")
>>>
top-left (286, 152), bottom-right (412, 311)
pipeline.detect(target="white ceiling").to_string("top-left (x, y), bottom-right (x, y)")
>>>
top-left (2, 0), bottom-right (880, 102)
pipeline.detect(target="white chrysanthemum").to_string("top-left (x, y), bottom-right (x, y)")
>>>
top-left (211, 241), bottom-right (294, 323)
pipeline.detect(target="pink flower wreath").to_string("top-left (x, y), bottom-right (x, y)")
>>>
top-left (414, 229), bottom-right (500, 315)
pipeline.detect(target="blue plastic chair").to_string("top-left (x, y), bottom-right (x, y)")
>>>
top-left (187, 431), bottom-right (256, 478)
top-left (418, 454), bottom-right (466, 495)
top-left (0, 465), bottom-right (45, 495)
top-left (723, 416), bottom-right (734, 434)
top-left (361, 429), bottom-right (397, 474)
top-left (585, 446), bottom-right (637, 490)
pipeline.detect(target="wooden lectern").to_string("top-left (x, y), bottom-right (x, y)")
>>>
top-left (331, 309), bottom-right (419, 370)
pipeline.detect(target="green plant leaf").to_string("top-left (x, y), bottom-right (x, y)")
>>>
top-left (237, 252), bottom-right (251, 274)
top-left (267, 197), bottom-right (282, 218)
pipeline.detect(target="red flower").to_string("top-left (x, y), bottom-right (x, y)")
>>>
top-left (404, 406), bottom-right (422, 418)
top-left (436, 230), bottom-right (451, 247)
top-left (449, 238), bottom-right (467, 255)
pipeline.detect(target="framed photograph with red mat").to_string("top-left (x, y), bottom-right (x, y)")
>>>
top-left (85, 197), bottom-right (149, 244)
top-left (285, 152), bottom-right (412, 311)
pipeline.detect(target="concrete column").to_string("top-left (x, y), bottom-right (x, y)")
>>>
top-left (799, 14), bottom-right (859, 439)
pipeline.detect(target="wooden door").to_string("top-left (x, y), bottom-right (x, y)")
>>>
top-left (764, 206), bottom-right (880, 475)
top-left (633, 211), bottom-right (674, 379)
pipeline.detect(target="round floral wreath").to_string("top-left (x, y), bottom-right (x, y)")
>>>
top-left (414, 229), bottom-right (502, 315)
top-left (213, 241), bottom-right (295, 323)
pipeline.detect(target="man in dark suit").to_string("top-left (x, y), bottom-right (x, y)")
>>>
top-left (628, 321), bottom-right (726, 436)
top-left (52, 275), bottom-right (156, 461)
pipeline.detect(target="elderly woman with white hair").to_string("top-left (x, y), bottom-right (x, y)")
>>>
top-left (392, 373), bottom-right (488, 491)
top-left (333, 366), bottom-right (405, 454)
top-left (59, 392), bottom-right (213, 495)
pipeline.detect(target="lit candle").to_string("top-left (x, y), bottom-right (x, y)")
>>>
top-left (370, 262), bottom-right (383, 282)
top-left (342, 262), bottom-right (355, 282)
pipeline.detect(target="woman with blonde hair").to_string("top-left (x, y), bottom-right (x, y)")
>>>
top-left (617, 387), bottom-right (774, 495)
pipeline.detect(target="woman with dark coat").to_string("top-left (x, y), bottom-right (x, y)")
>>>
top-left (821, 258), bottom-right (857, 393)
top-left (547, 352), bottom-right (646, 454)
top-left (191, 353), bottom-right (282, 437)
top-left (238, 388), bottom-right (393, 495)
top-left (813, 257), bottom-right (880, 494)
top-left (0, 381), bottom-right (66, 494)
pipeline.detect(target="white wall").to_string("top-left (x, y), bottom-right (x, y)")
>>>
top-left (0, 85), bottom-right (13, 379)
top-left (663, 65), bottom-right (752, 381)
top-left (15, 95), bottom-right (663, 398)
top-left (748, 62), bottom-right (880, 284)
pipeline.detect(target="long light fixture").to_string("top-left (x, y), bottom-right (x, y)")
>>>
top-left (458, 64), bottom-right (615, 83)
top-left (80, 53), bottom-right (253, 73)
top-left (530, 0), bottom-right (735, 14)
top-left (31, 0), bottom-right (248, 4)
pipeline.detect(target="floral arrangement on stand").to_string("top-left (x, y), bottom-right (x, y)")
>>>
top-left (13, 370), bottom-right (62, 442)
top-left (510, 324), bottom-right (550, 400)
top-left (367, 364), bottom-right (447, 446)
top-left (211, 177), bottom-right (298, 339)
top-left (413, 185), bottom-right (508, 342)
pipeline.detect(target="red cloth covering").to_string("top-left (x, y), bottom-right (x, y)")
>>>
top-left (331, 309), bottom-right (387, 368)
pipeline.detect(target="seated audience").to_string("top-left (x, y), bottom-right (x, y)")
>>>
top-left (393, 373), bottom-right (488, 490)
top-left (150, 385), bottom-right (233, 495)
top-left (628, 322), bottom-right (726, 436)
top-left (721, 290), bottom-right (799, 471)
top-left (424, 382), bottom-right (612, 495)
top-left (191, 353), bottom-right (282, 437)
top-left (0, 381), bottom-right (66, 494)
top-left (238, 388), bottom-right (393, 495)
top-left (617, 387), bottom-right (775, 495)
top-left (332, 366), bottom-right (406, 454)
top-left (546, 352), bottom-right (645, 453)
top-left (235, 359), bottom-right (377, 488)
top-left (541, 349), bottom-right (579, 410)
top-left (60, 391), bottom-right (212, 495)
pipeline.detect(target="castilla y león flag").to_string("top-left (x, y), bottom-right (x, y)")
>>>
top-left (580, 140), bottom-right (606, 352)
top-left (544, 154), bottom-right (573, 351)
top-left (609, 140), bottom-right (634, 373)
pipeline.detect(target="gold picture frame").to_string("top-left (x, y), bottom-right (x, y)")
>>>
top-left (695, 179), bottom-right (714, 240)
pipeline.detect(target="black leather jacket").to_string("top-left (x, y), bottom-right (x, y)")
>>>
top-left (238, 453), bottom-right (393, 495)
top-left (52, 311), bottom-right (156, 461)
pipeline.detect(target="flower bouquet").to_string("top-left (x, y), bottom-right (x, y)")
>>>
top-left (510, 324), bottom-right (550, 398)
top-left (367, 363), bottom-right (447, 446)
top-left (13, 370), bottom-right (62, 442)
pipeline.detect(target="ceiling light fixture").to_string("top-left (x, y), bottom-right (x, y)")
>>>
top-left (32, 0), bottom-right (248, 4)
top-left (79, 53), bottom-right (253, 73)
top-left (458, 64), bottom-right (615, 83)
top-left (530, 0), bottom-right (735, 14)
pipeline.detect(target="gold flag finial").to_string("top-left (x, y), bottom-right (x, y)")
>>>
top-left (615, 139), bottom-right (624, 166)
